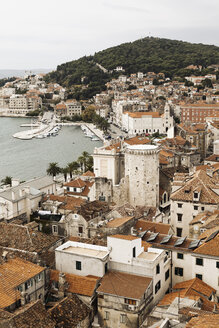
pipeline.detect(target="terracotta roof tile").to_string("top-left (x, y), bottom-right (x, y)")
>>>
top-left (64, 178), bottom-right (86, 188)
top-left (135, 220), bottom-right (171, 234)
top-left (82, 170), bottom-right (95, 177)
top-left (194, 232), bottom-right (219, 257)
top-left (50, 270), bottom-right (99, 297)
top-left (0, 258), bottom-right (45, 309)
top-left (199, 227), bottom-right (219, 240)
top-left (170, 170), bottom-right (219, 204)
top-left (124, 136), bottom-right (150, 145)
top-left (107, 216), bottom-right (134, 228)
top-left (205, 154), bottom-right (219, 162)
top-left (49, 296), bottom-right (91, 328)
top-left (173, 278), bottom-right (216, 298)
top-left (44, 194), bottom-right (85, 211)
top-left (0, 223), bottom-right (60, 254)
top-left (97, 271), bottom-right (152, 299)
top-left (124, 111), bottom-right (160, 118)
top-left (0, 300), bottom-right (55, 327)
top-left (186, 314), bottom-right (219, 328)
top-left (110, 234), bottom-right (139, 241)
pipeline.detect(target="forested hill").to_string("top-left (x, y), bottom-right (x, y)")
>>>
top-left (45, 37), bottom-right (219, 99)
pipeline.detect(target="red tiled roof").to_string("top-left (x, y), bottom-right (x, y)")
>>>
top-left (135, 220), bottom-right (171, 235)
top-left (50, 270), bottom-right (99, 297)
top-left (64, 178), bottom-right (86, 188)
top-left (97, 271), bottom-right (152, 299)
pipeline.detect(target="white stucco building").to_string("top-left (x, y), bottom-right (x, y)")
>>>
top-left (142, 230), bottom-right (219, 299)
top-left (55, 241), bottom-right (110, 277)
top-left (107, 235), bottom-right (171, 305)
top-left (0, 176), bottom-right (57, 221)
top-left (121, 103), bottom-right (173, 136)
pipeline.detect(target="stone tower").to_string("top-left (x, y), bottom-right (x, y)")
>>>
top-left (125, 144), bottom-right (159, 207)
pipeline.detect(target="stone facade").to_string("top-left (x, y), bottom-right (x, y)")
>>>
top-left (125, 145), bottom-right (159, 207)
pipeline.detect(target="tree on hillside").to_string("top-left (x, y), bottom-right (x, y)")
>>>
top-left (81, 106), bottom-right (96, 122)
top-left (47, 162), bottom-right (61, 177)
top-left (202, 78), bottom-right (213, 88)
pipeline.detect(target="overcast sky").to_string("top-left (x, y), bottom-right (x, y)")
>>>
top-left (0, 0), bottom-right (219, 70)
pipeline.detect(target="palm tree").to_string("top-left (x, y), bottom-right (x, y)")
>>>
top-left (47, 162), bottom-right (61, 177)
top-left (62, 167), bottom-right (69, 182)
top-left (86, 156), bottom-right (93, 171)
top-left (1, 176), bottom-right (12, 186)
top-left (77, 151), bottom-right (90, 173)
top-left (67, 161), bottom-right (80, 179)
top-left (77, 155), bottom-right (85, 173)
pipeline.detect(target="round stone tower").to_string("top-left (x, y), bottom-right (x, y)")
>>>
top-left (125, 144), bottom-right (159, 207)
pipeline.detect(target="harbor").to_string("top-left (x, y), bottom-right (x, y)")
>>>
top-left (0, 117), bottom-right (102, 181)
top-left (12, 113), bottom-right (105, 141)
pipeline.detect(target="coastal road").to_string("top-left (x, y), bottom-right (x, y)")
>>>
top-left (108, 123), bottom-right (129, 139)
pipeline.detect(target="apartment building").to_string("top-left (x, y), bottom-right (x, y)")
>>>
top-left (66, 99), bottom-right (82, 116)
top-left (170, 170), bottom-right (219, 237)
top-left (97, 271), bottom-right (153, 328)
top-left (180, 103), bottom-right (219, 123)
top-left (54, 102), bottom-right (67, 117)
top-left (8, 94), bottom-right (42, 114)
top-left (0, 258), bottom-right (46, 311)
top-left (55, 240), bottom-right (110, 277)
top-left (0, 176), bottom-right (57, 221)
top-left (142, 230), bottom-right (219, 299)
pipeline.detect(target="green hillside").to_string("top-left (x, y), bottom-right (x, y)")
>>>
top-left (45, 37), bottom-right (219, 99)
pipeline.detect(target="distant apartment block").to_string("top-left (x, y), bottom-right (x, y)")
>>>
top-left (180, 103), bottom-right (219, 123)
top-left (8, 94), bottom-right (42, 114)
top-left (66, 99), bottom-right (82, 117)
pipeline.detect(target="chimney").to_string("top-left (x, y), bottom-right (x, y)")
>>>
top-left (20, 292), bottom-right (27, 306)
top-left (58, 272), bottom-right (68, 298)
top-left (23, 186), bottom-right (30, 194)
top-left (11, 191), bottom-right (15, 201)
top-left (213, 304), bottom-right (218, 313)
top-left (19, 189), bottom-right (24, 197)
top-left (11, 179), bottom-right (20, 187)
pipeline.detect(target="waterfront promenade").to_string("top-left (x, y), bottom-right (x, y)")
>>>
top-left (13, 121), bottom-right (105, 141)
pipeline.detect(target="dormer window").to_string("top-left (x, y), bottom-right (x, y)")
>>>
top-left (194, 192), bottom-right (199, 199)
top-left (193, 191), bottom-right (200, 201)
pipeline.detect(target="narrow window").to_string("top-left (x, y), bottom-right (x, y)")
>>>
top-left (176, 228), bottom-right (182, 237)
top-left (177, 214), bottom-right (182, 222)
top-left (165, 269), bottom-right (170, 281)
top-left (155, 281), bottom-right (161, 294)
top-left (76, 261), bottom-right (81, 270)
top-left (104, 311), bottom-right (109, 320)
top-left (133, 247), bottom-right (136, 258)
